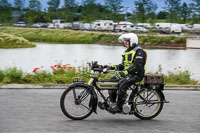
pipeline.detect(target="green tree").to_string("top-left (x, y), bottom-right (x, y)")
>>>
top-left (47, 0), bottom-right (60, 12)
top-left (134, 0), bottom-right (157, 23)
top-left (64, 0), bottom-right (77, 8)
top-left (29, 0), bottom-right (42, 11)
top-left (181, 2), bottom-right (191, 23)
top-left (61, 0), bottom-right (78, 22)
top-left (157, 11), bottom-right (168, 19)
top-left (163, 0), bottom-right (181, 23)
top-left (192, 0), bottom-right (200, 22)
top-left (82, 0), bottom-right (96, 5)
top-left (0, 0), bottom-right (11, 7)
top-left (14, 0), bottom-right (25, 10)
top-left (0, 1), bottom-right (12, 22)
top-left (81, 0), bottom-right (99, 22)
top-left (105, 0), bottom-right (123, 21)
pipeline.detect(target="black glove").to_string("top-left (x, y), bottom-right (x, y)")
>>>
top-left (115, 70), bottom-right (128, 79)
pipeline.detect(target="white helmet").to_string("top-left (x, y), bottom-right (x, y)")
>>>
top-left (118, 33), bottom-right (138, 47)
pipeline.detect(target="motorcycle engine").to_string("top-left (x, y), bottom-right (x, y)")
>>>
top-left (122, 103), bottom-right (131, 114)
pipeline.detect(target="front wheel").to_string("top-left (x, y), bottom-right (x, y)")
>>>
top-left (133, 88), bottom-right (163, 120)
top-left (60, 86), bottom-right (94, 120)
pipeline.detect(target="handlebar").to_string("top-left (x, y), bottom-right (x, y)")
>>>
top-left (87, 61), bottom-right (115, 73)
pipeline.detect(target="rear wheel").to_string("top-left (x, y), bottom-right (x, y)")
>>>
top-left (60, 86), bottom-right (93, 120)
top-left (133, 88), bottom-right (163, 120)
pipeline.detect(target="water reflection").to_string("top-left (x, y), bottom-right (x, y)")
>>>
top-left (0, 43), bottom-right (199, 80)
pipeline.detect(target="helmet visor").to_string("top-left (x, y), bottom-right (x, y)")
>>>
top-left (118, 37), bottom-right (130, 43)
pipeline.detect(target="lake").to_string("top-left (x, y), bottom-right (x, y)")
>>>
top-left (0, 43), bottom-right (200, 81)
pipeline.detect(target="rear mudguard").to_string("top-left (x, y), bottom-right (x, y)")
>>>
top-left (148, 85), bottom-right (166, 101)
top-left (157, 90), bottom-right (166, 101)
top-left (68, 83), bottom-right (98, 113)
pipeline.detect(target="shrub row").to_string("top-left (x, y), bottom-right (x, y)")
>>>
top-left (0, 66), bottom-right (198, 85)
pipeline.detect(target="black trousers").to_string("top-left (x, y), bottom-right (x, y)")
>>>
top-left (109, 74), bottom-right (143, 107)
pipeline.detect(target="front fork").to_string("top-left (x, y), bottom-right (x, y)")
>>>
top-left (88, 78), bottom-right (94, 85)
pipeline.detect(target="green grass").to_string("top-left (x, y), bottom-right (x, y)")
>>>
top-left (0, 66), bottom-right (198, 85)
top-left (0, 27), bottom-right (186, 47)
top-left (0, 33), bottom-right (35, 48)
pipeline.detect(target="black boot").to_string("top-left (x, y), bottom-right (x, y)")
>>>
top-left (107, 95), bottom-right (126, 113)
top-left (107, 103), bottom-right (121, 114)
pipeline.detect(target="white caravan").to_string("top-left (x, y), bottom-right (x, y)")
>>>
top-left (155, 23), bottom-right (176, 29)
top-left (72, 22), bottom-right (85, 30)
top-left (92, 20), bottom-right (114, 31)
top-left (155, 23), bottom-right (182, 33)
top-left (192, 24), bottom-right (200, 30)
top-left (180, 24), bottom-right (192, 30)
top-left (170, 24), bottom-right (182, 33)
top-left (137, 23), bottom-right (151, 28)
top-left (84, 23), bottom-right (92, 30)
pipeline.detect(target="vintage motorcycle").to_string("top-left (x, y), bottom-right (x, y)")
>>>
top-left (60, 61), bottom-right (169, 120)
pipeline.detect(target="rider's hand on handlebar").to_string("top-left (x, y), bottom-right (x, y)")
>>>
top-left (103, 68), bottom-right (108, 73)
top-left (115, 71), bottom-right (128, 79)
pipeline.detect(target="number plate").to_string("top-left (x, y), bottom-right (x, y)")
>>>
top-left (73, 78), bottom-right (85, 83)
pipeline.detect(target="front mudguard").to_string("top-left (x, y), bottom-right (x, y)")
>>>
top-left (68, 83), bottom-right (98, 113)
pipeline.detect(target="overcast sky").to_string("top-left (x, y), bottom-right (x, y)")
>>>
top-left (9, 0), bottom-right (193, 13)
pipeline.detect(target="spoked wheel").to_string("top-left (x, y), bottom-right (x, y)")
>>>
top-left (60, 87), bottom-right (93, 120)
top-left (133, 88), bottom-right (163, 120)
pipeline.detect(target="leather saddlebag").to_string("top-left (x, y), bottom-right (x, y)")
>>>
top-left (144, 74), bottom-right (164, 85)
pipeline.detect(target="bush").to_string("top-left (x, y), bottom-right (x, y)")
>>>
top-left (1, 68), bottom-right (24, 83)
top-left (164, 70), bottom-right (198, 85)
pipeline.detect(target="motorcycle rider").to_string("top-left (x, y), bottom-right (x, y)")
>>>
top-left (107, 33), bottom-right (147, 113)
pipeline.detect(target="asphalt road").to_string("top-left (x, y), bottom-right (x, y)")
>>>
top-left (0, 89), bottom-right (200, 133)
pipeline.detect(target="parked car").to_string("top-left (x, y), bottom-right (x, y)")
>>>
top-left (32, 23), bottom-right (48, 28)
top-left (47, 23), bottom-right (55, 28)
top-left (114, 21), bottom-right (135, 32)
top-left (32, 23), bottom-right (41, 28)
top-left (13, 21), bottom-right (26, 27)
top-left (115, 24), bottom-right (135, 32)
top-left (133, 27), bottom-right (149, 32)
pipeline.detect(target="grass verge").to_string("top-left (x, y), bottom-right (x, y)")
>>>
top-left (0, 27), bottom-right (186, 47)
top-left (0, 33), bottom-right (35, 48)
